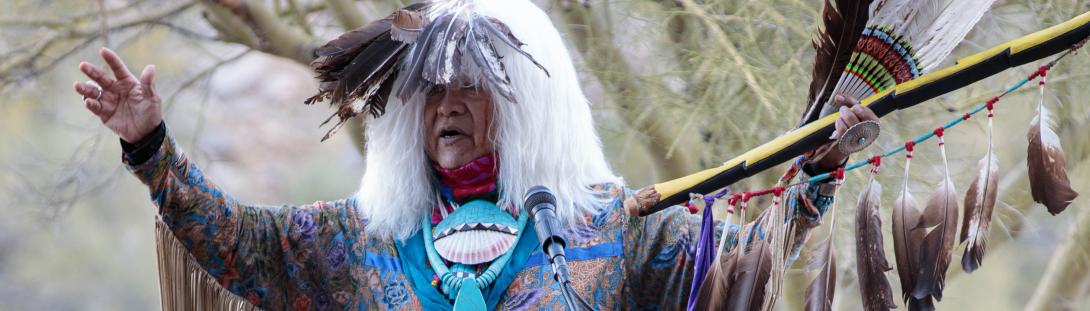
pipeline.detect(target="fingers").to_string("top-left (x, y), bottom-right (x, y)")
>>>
top-left (84, 98), bottom-right (114, 122)
top-left (140, 65), bottom-right (157, 97)
top-left (73, 81), bottom-right (101, 99)
top-left (79, 62), bottom-right (114, 88)
top-left (834, 93), bottom-right (879, 122)
top-left (100, 48), bottom-right (135, 81)
top-left (832, 117), bottom-right (847, 139)
top-left (839, 105), bottom-right (860, 125)
top-left (833, 94), bottom-right (859, 107)
top-left (851, 104), bottom-right (879, 121)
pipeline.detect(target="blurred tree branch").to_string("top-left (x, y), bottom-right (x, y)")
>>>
top-left (1025, 198), bottom-right (1090, 310)
top-left (556, 4), bottom-right (699, 181)
top-left (197, 0), bottom-right (316, 64)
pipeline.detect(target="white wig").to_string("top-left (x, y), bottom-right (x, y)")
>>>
top-left (357, 0), bottom-right (621, 240)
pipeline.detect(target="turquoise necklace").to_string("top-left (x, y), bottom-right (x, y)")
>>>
top-left (422, 200), bottom-right (529, 310)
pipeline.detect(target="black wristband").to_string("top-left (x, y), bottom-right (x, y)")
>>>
top-left (121, 121), bottom-right (166, 165)
top-left (802, 157), bottom-right (847, 179)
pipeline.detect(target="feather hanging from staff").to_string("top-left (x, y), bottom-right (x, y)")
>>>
top-left (693, 197), bottom-right (746, 310)
top-left (892, 144), bottom-right (932, 310)
top-left (305, 4), bottom-right (426, 141)
top-left (913, 133), bottom-right (959, 309)
top-left (805, 236), bottom-right (837, 311)
top-left (960, 107), bottom-right (999, 273)
top-left (1027, 76), bottom-right (1079, 215)
top-left (727, 236), bottom-right (773, 311)
top-left (855, 172), bottom-right (897, 310)
top-left (801, 0), bottom-right (998, 126)
top-left (692, 245), bottom-right (740, 311)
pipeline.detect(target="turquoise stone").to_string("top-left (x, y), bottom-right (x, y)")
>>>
top-left (452, 278), bottom-right (486, 311)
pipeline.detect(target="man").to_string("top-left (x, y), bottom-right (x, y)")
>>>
top-left (73, 0), bottom-right (877, 309)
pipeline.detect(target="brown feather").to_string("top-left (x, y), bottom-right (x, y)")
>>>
top-left (390, 9), bottom-right (424, 43)
top-left (911, 177), bottom-right (958, 307)
top-left (692, 249), bottom-right (739, 311)
top-left (892, 186), bottom-right (933, 310)
top-left (303, 4), bottom-right (428, 140)
top-left (854, 178), bottom-right (897, 310)
top-left (310, 3), bottom-right (426, 76)
top-left (727, 238), bottom-right (772, 311)
top-left (804, 236), bottom-right (837, 311)
top-left (960, 152), bottom-right (998, 273)
top-left (1027, 98), bottom-right (1079, 215)
top-left (801, 0), bottom-right (873, 126)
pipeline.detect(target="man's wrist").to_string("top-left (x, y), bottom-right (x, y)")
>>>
top-left (802, 156), bottom-right (847, 177)
top-left (121, 121), bottom-right (166, 165)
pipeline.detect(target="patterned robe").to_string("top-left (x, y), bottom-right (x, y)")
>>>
top-left (124, 126), bottom-right (831, 310)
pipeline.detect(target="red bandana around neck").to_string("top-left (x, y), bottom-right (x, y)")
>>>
top-left (433, 154), bottom-right (499, 203)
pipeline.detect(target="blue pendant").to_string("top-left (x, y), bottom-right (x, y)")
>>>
top-left (453, 278), bottom-right (486, 311)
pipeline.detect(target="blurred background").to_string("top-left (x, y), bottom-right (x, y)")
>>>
top-left (1, 0), bottom-right (1088, 310)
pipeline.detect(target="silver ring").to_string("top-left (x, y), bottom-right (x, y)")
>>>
top-left (84, 80), bottom-right (102, 101)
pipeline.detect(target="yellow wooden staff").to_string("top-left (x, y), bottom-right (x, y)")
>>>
top-left (625, 11), bottom-right (1090, 216)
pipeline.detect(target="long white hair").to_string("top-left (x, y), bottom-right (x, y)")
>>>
top-left (357, 0), bottom-right (621, 241)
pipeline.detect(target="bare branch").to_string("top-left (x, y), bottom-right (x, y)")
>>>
top-left (197, 0), bottom-right (317, 65)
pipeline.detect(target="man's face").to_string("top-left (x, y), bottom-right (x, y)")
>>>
top-left (423, 83), bottom-right (496, 169)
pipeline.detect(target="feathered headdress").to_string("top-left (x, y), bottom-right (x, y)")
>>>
top-left (305, 0), bottom-right (550, 141)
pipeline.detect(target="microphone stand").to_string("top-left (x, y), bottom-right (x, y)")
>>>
top-left (525, 186), bottom-right (595, 311)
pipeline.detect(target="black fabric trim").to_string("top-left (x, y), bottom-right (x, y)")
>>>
top-left (121, 121), bottom-right (166, 166)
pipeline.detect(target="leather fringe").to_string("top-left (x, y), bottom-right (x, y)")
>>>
top-left (155, 218), bottom-right (259, 311)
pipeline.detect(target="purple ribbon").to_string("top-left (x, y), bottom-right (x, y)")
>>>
top-left (686, 188), bottom-right (730, 310)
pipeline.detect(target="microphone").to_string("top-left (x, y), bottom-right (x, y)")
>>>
top-left (523, 186), bottom-right (593, 311)
top-left (524, 186), bottom-right (567, 262)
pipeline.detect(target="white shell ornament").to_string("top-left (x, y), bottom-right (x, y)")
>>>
top-left (433, 200), bottom-right (520, 265)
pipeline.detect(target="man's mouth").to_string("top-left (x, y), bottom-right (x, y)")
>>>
top-left (438, 128), bottom-right (468, 145)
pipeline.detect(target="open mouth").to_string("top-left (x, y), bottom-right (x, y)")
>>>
top-left (438, 127), bottom-right (468, 145)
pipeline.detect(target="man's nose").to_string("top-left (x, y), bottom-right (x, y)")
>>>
top-left (436, 95), bottom-right (468, 117)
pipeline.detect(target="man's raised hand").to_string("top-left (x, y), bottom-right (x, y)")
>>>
top-left (74, 48), bottom-right (162, 143)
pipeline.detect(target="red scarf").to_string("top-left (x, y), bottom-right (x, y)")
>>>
top-left (432, 154), bottom-right (499, 224)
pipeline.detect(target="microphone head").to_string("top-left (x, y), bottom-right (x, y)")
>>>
top-left (523, 185), bottom-right (556, 209)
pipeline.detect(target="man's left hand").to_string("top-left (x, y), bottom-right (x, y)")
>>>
top-left (813, 94), bottom-right (880, 171)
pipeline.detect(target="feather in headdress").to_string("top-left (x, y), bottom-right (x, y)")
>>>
top-left (305, 4), bottom-right (426, 141)
top-left (397, 2), bottom-right (549, 104)
top-left (801, 0), bottom-right (998, 126)
top-left (960, 108), bottom-right (999, 274)
top-left (912, 137), bottom-right (959, 309)
top-left (854, 177), bottom-right (897, 310)
top-left (304, 1), bottom-right (549, 141)
top-left (1027, 78), bottom-right (1079, 215)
